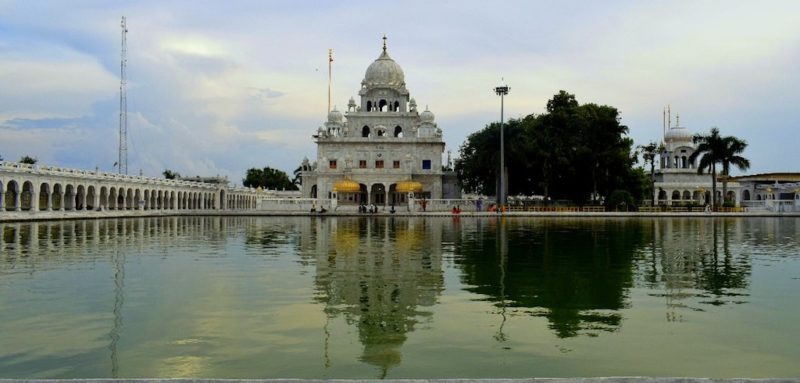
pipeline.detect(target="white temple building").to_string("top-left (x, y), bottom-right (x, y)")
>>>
top-left (299, 38), bottom-right (459, 208)
top-left (653, 114), bottom-right (799, 211)
top-left (654, 116), bottom-right (742, 206)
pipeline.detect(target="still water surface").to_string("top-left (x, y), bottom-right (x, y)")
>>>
top-left (1, 217), bottom-right (799, 378)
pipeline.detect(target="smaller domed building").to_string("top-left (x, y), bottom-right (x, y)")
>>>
top-left (654, 117), bottom-right (742, 206)
top-left (299, 38), bottom-right (459, 209)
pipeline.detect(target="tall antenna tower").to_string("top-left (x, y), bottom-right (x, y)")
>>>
top-left (118, 16), bottom-right (128, 175)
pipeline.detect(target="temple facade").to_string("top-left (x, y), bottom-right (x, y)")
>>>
top-left (299, 38), bottom-right (459, 208)
top-left (653, 117), bottom-right (742, 206)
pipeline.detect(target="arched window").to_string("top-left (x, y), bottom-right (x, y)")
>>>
top-left (366, 101), bottom-right (372, 111)
top-left (379, 99), bottom-right (387, 112)
top-left (362, 126), bottom-right (370, 137)
top-left (672, 190), bottom-right (681, 200)
top-left (681, 156), bottom-right (687, 168)
top-left (394, 101), bottom-right (400, 111)
top-left (394, 126), bottom-right (403, 137)
top-left (743, 190), bottom-right (751, 200)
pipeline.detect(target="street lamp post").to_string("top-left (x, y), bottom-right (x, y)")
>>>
top-left (494, 84), bottom-right (509, 207)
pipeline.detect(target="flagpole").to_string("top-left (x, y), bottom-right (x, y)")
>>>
top-left (328, 49), bottom-right (333, 113)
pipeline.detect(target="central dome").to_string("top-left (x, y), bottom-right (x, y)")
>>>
top-left (362, 50), bottom-right (405, 88)
top-left (665, 126), bottom-right (693, 143)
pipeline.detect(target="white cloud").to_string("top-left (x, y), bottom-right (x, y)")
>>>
top-left (0, 46), bottom-right (118, 121)
top-left (1, 0), bottom-right (799, 179)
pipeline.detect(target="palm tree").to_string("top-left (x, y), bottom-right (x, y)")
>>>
top-left (719, 136), bottom-right (750, 204)
top-left (689, 128), bottom-right (750, 209)
top-left (638, 141), bottom-right (660, 206)
top-left (689, 128), bottom-right (724, 209)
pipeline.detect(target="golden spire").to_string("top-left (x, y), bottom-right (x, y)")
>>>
top-left (382, 34), bottom-right (387, 52)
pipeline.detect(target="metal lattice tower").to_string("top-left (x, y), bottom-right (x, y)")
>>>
top-left (118, 16), bottom-right (128, 175)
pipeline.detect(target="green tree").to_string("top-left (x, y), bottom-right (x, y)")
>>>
top-left (162, 169), bottom-right (180, 179)
top-left (19, 155), bottom-right (37, 164)
top-left (456, 91), bottom-right (641, 203)
top-left (292, 165), bottom-right (303, 187)
top-left (689, 128), bottom-right (724, 209)
top-left (243, 167), bottom-right (298, 190)
top-left (718, 136), bottom-right (750, 204)
top-left (455, 118), bottom-right (527, 195)
top-left (608, 190), bottom-right (634, 211)
top-left (690, 129), bottom-right (750, 208)
top-left (638, 141), bottom-right (662, 206)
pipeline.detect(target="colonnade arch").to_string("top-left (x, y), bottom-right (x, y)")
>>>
top-left (2, 166), bottom-right (259, 215)
top-left (225, 193), bottom-right (258, 209)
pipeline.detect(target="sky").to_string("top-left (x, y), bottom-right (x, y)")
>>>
top-left (1, 1), bottom-right (799, 183)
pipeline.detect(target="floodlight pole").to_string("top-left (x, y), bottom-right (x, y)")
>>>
top-left (494, 85), bottom-right (509, 207)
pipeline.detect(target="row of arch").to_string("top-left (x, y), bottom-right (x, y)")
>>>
top-left (312, 182), bottom-right (428, 206)
top-left (365, 99), bottom-right (401, 112)
top-left (657, 189), bottom-right (735, 204)
top-left (1, 178), bottom-right (258, 212)
top-left (662, 155), bottom-right (696, 169)
top-left (361, 125), bottom-right (403, 138)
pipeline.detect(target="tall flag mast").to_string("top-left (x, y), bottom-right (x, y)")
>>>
top-left (118, 16), bottom-right (128, 175)
top-left (328, 48), bottom-right (333, 113)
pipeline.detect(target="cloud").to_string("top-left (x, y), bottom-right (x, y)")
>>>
top-left (1, 0), bottom-right (799, 180)
top-left (252, 87), bottom-right (284, 100)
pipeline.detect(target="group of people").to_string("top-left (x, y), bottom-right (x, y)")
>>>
top-left (451, 205), bottom-right (462, 214)
top-left (359, 203), bottom-right (379, 214)
top-left (310, 202), bottom-right (327, 214)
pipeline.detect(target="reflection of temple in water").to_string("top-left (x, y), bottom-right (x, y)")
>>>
top-left (304, 217), bottom-right (444, 377)
top-left (640, 218), bottom-right (794, 320)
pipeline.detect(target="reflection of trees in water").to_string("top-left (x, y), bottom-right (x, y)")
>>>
top-left (310, 217), bottom-right (444, 377)
top-left (699, 219), bottom-right (751, 301)
top-left (454, 218), bottom-right (649, 338)
top-left (646, 218), bottom-right (753, 316)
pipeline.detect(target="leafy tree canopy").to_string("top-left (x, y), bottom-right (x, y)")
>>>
top-left (689, 127), bottom-right (750, 207)
top-left (19, 155), bottom-right (38, 164)
top-left (163, 169), bottom-right (181, 179)
top-left (455, 91), bottom-right (644, 203)
top-left (243, 167), bottom-right (298, 190)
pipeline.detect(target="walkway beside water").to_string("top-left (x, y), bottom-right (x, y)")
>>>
top-left (2, 209), bottom-right (800, 222)
top-left (1, 379), bottom-right (799, 383)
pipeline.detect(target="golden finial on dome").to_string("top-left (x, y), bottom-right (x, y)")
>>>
top-left (382, 34), bottom-right (387, 52)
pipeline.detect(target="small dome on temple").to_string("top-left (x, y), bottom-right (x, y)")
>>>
top-left (420, 106), bottom-right (435, 123)
top-left (328, 107), bottom-right (344, 123)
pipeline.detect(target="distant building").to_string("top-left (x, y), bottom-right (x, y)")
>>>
top-left (300, 38), bottom-right (459, 207)
top-left (653, 119), bottom-right (740, 205)
top-left (653, 117), bottom-right (799, 211)
top-left (730, 173), bottom-right (800, 211)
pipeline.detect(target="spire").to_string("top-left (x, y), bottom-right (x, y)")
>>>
top-left (382, 35), bottom-right (387, 53)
